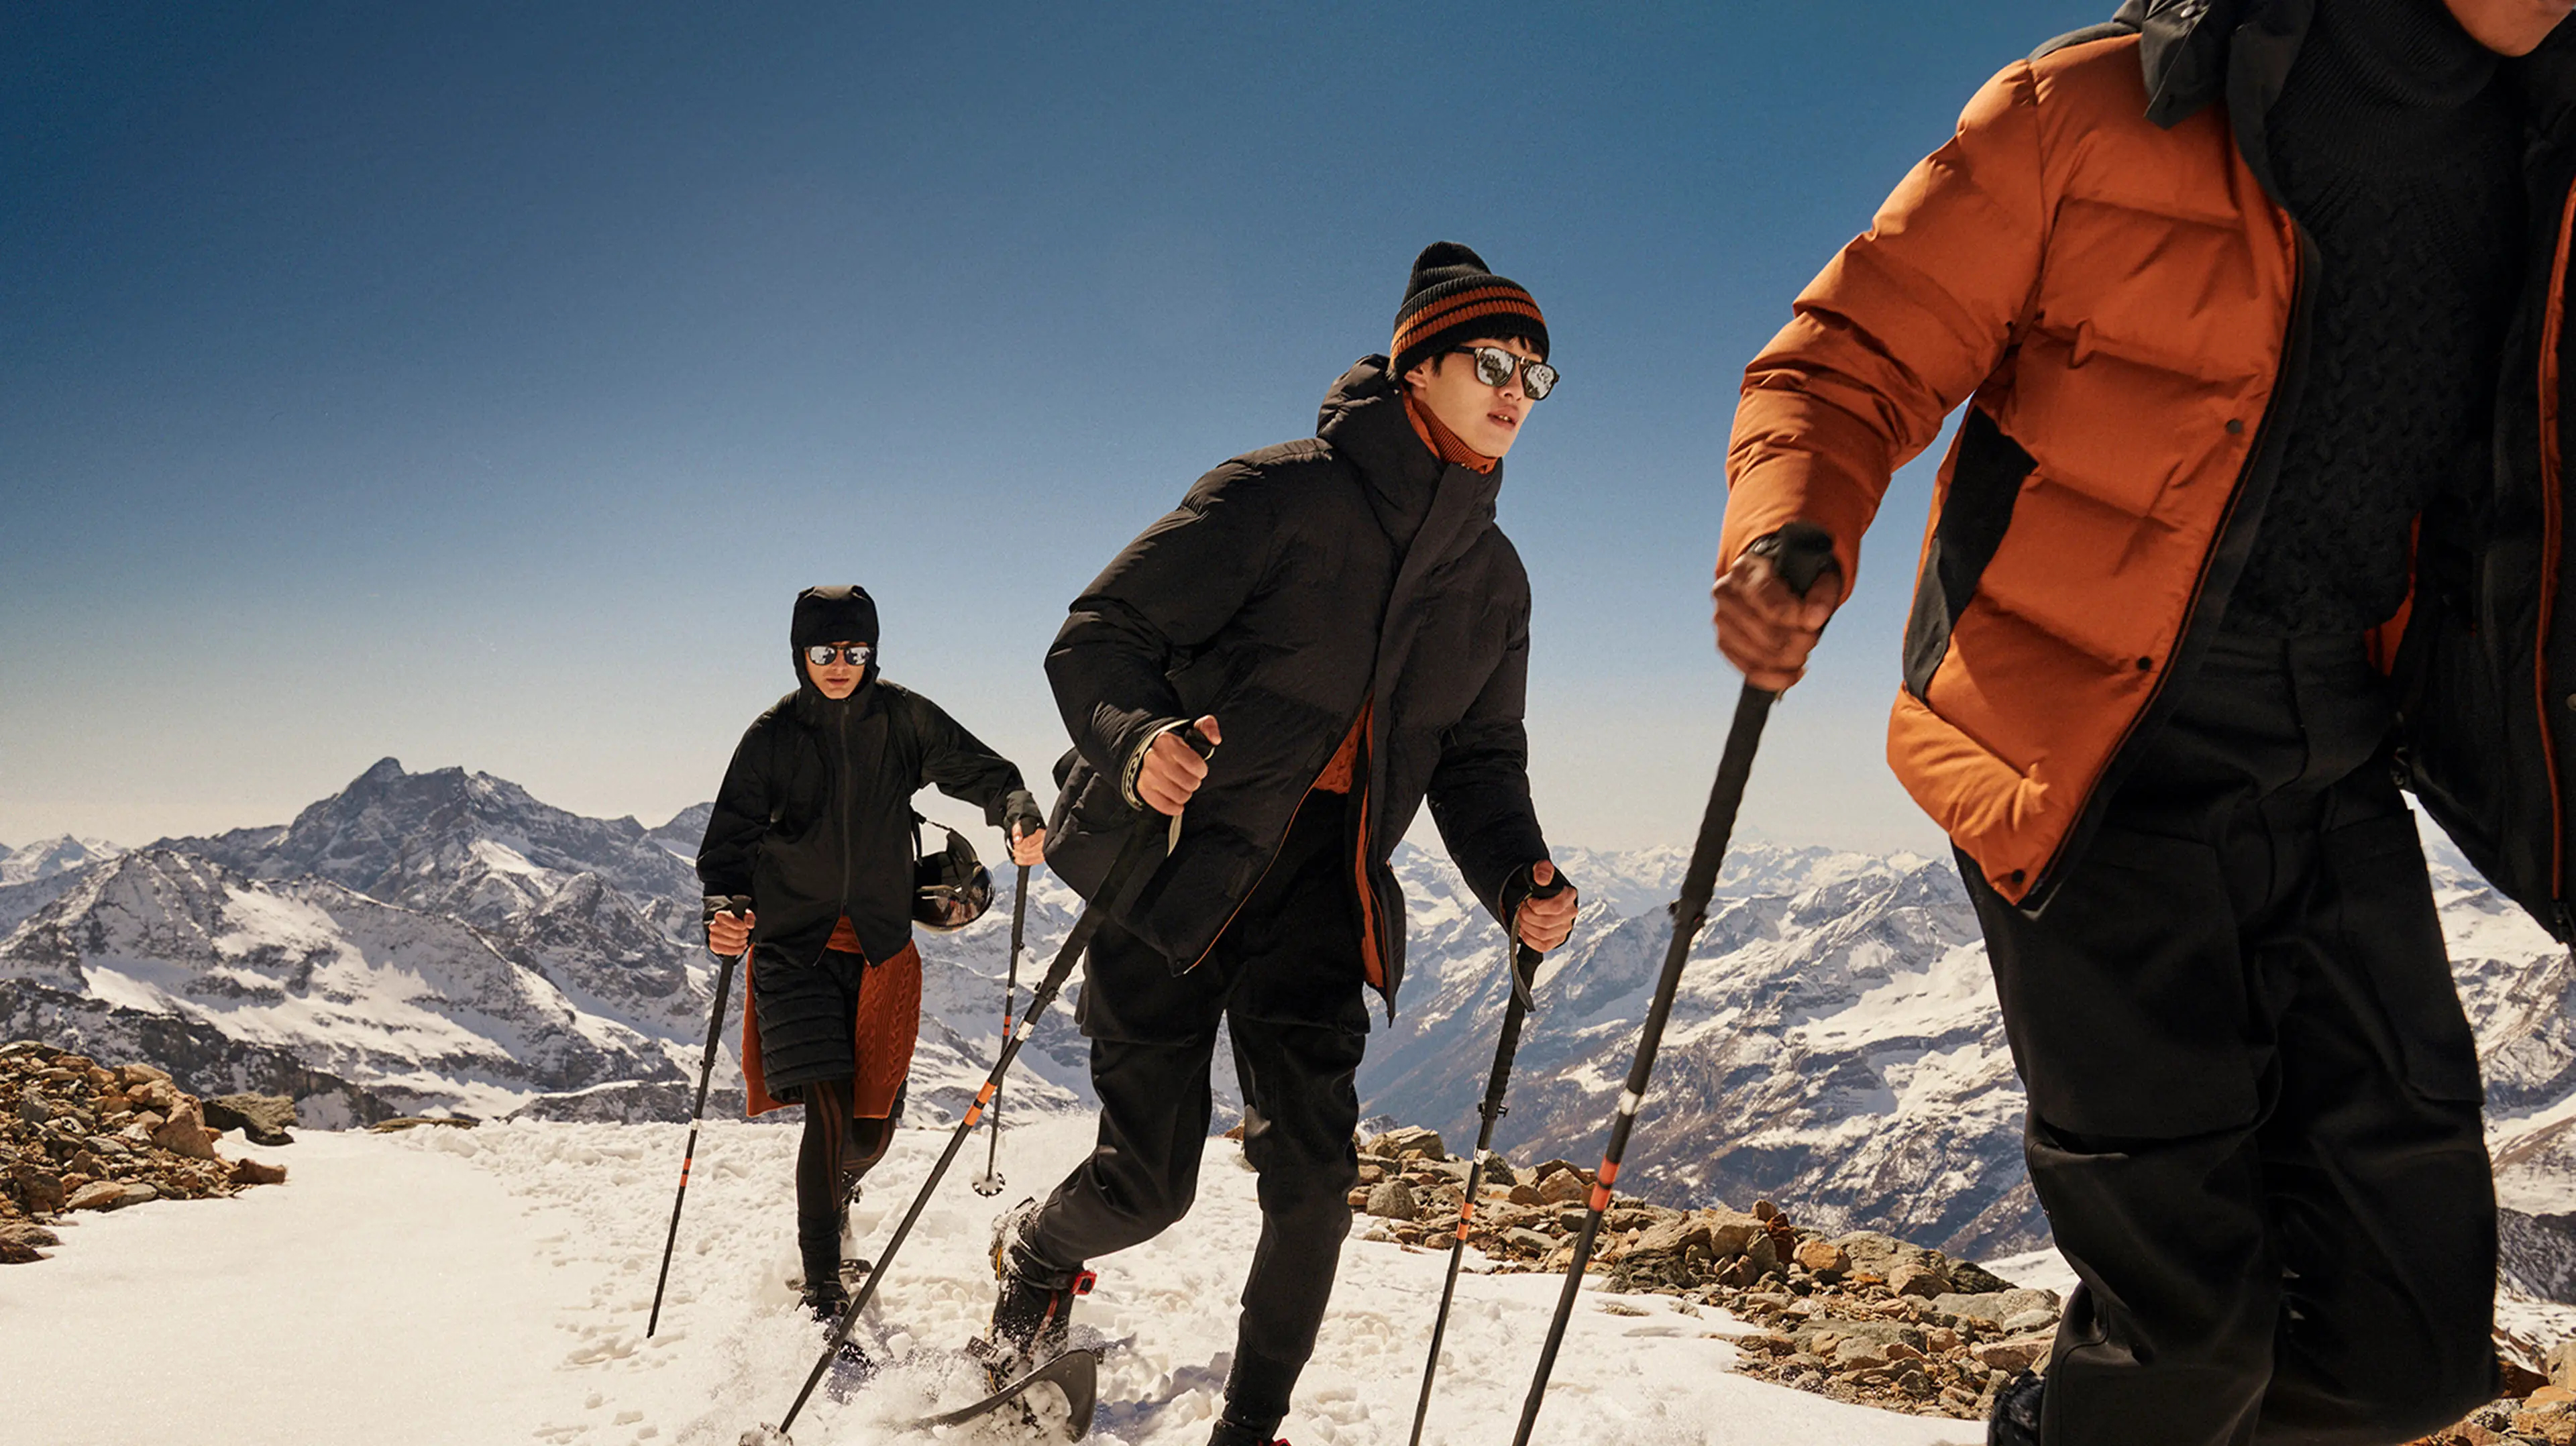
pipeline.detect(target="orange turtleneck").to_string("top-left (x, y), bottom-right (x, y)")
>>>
top-left (1403, 391), bottom-right (1498, 475)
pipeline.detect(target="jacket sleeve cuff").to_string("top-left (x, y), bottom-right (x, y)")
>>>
top-left (1118, 718), bottom-right (1189, 810)
top-left (1002, 788), bottom-right (1044, 835)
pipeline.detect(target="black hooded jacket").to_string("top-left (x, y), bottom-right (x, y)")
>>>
top-left (1042, 357), bottom-right (1552, 1011)
top-left (697, 586), bottom-right (1042, 966)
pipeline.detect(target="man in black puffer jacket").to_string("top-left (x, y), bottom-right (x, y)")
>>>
top-left (698, 585), bottom-right (1045, 1321)
top-left (983, 245), bottom-right (1582, 1446)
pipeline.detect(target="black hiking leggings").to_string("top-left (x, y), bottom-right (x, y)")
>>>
top-left (795, 1078), bottom-right (900, 1290)
top-left (1967, 633), bottom-right (2496, 1445)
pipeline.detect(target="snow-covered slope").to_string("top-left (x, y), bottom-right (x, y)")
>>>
top-left (0, 1116), bottom-right (1986, 1446)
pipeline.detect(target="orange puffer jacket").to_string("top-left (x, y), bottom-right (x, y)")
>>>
top-left (1722, 8), bottom-right (2576, 927)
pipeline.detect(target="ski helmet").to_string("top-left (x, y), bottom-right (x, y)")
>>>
top-left (912, 820), bottom-right (993, 933)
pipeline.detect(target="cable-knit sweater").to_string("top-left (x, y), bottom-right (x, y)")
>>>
top-left (2224, 0), bottom-right (2524, 636)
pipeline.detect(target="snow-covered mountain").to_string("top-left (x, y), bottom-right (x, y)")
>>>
top-left (0, 835), bottom-right (125, 934)
top-left (0, 835), bottom-right (121, 887)
top-left (0, 760), bottom-right (1088, 1129)
top-left (9, 759), bottom-right (2576, 1270)
top-left (1362, 835), bottom-right (2575, 1264)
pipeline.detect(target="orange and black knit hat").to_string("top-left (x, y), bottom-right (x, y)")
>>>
top-left (1390, 241), bottom-right (1548, 381)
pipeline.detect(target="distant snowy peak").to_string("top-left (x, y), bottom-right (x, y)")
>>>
top-left (0, 847), bottom-right (697, 1117)
top-left (156, 757), bottom-right (702, 928)
top-left (647, 803), bottom-right (713, 862)
top-left (0, 835), bottom-right (122, 888)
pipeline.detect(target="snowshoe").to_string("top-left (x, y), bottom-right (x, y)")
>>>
top-left (914, 1345), bottom-right (1099, 1440)
top-left (982, 1197), bottom-right (1094, 1386)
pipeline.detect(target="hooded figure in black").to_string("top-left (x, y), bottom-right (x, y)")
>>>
top-left (697, 585), bottom-right (1044, 1319)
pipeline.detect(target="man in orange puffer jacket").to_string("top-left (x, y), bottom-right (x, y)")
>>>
top-left (1716, 1), bottom-right (2576, 1441)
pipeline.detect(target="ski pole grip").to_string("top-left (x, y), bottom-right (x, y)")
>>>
top-left (1750, 521), bottom-right (1838, 600)
top-left (701, 894), bottom-right (753, 921)
top-left (1177, 723), bottom-right (1218, 761)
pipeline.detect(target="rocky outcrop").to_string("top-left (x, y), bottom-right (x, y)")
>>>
top-left (0, 980), bottom-right (396, 1127)
top-left (201, 1094), bottom-right (297, 1146)
top-left (0, 1038), bottom-right (287, 1263)
top-left (1340, 1131), bottom-right (2056, 1422)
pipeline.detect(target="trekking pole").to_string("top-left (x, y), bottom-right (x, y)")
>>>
top-left (647, 893), bottom-right (754, 1339)
top-left (1509, 524), bottom-right (1835, 1446)
top-left (757, 728), bottom-right (1215, 1443)
top-left (973, 861), bottom-right (1030, 1198)
top-left (1407, 871), bottom-right (1569, 1446)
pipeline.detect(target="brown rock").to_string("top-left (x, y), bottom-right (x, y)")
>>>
top-left (66, 1180), bottom-right (127, 1211)
top-left (2551, 1341), bottom-right (2576, 1392)
top-left (1631, 1216), bottom-right (1713, 1258)
top-left (1794, 1239), bottom-right (1850, 1277)
top-left (0, 1237), bottom-right (42, 1264)
top-left (1507, 1182), bottom-right (1544, 1207)
top-left (1221, 1123), bottom-right (1246, 1142)
top-left (116, 1063), bottom-right (172, 1089)
top-left (1752, 1199), bottom-right (1778, 1221)
top-left (1889, 1261), bottom-right (1947, 1298)
top-left (1365, 1178), bottom-right (1419, 1221)
top-left (150, 1100), bottom-right (218, 1160)
top-left (2504, 1353), bottom-right (2552, 1398)
top-left (230, 1158), bottom-right (288, 1186)
top-left (1741, 1231), bottom-right (1780, 1278)
top-left (1366, 1126), bottom-right (1444, 1162)
top-left (1538, 1170), bottom-right (1590, 1205)
top-left (1698, 1208), bottom-right (1766, 1258)
top-left (1970, 1335), bottom-right (2053, 1374)
top-left (7, 1164), bottom-right (66, 1214)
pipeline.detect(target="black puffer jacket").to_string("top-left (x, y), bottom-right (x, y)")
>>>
top-left (1043, 357), bottom-right (1552, 1010)
top-left (698, 629), bottom-right (1040, 968)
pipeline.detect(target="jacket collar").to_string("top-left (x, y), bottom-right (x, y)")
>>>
top-left (1314, 355), bottom-right (1505, 556)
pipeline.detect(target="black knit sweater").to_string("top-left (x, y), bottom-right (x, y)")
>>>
top-left (2226, 0), bottom-right (2524, 636)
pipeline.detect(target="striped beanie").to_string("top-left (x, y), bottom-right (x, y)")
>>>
top-left (1390, 241), bottom-right (1548, 382)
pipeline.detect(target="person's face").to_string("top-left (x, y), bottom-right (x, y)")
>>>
top-left (1405, 335), bottom-right (1545, 459)
top-left (803, 641), bottom-right (868, 699)
top-left (2445, 0), bottom-right (2575, 54)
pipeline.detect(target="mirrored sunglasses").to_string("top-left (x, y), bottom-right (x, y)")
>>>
top-left (804, 643), bottom-right (873, 667)
top-left (1450, 345), bottom-right (1557, 401)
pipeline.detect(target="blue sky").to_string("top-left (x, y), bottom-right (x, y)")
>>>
top-left (0, 1), bottom-right (2106, 856)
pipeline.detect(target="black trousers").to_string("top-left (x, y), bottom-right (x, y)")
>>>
top-left (1965, 634), bottom-right (2497, 1445)
top-left (1027, 790), bottom-right (1370, 1429)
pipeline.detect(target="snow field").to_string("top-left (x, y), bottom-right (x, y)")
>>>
top-left (4, 1117), bottom-right (1978, 1446)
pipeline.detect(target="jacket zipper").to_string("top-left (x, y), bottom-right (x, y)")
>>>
top-left (2534, 181), bottom-right (2576, 911)
top-left (835, 706), bottom-right (855, 931)
top-left (1178, 701), bottom-right (1372, 976)
top-left (2021, 219), bottom-right (2314, 907)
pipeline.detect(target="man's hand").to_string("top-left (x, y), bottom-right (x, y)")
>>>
top-left (1711, 547), bottom-right (1846, 691)
top-left (706, 908), bottom-right (755, 955)
top-left (1009, 820), bottom-right (1046, 867)
top-left (1515, 860), bottom-right (1579, 952)
top-left (1136, 715), bottom-right (1222, 817)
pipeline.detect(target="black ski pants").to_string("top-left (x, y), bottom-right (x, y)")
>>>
top-left (1026, 789), bottom-right (1369, 1431)
top-left (1964, 633), bottom-right (2497, 1445)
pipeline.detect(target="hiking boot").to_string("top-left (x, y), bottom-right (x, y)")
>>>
top-left (1987, 1369), bottom-right (2042, 1446)
top-left (1208, 1416), bottom-right (1287, 1446)
top-left (978, 1197), bottom-right (1093, 1382)
top-left (802, 1276), bottom-right (852, 1325)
